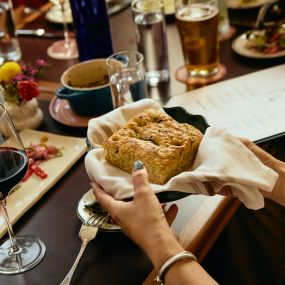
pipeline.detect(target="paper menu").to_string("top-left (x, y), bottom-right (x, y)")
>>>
top-left (166, 64), bottom-right (285, 143)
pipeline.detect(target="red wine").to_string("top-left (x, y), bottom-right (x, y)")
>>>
top-left (0, 147), bottom-right (28, 198)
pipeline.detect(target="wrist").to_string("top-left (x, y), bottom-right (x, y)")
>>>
top-left (142, 229), bottom-right (184, 271)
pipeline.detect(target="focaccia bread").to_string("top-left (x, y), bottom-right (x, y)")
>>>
top-left (103, 109), bottom-right (203, 185)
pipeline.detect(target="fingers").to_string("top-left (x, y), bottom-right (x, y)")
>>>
top-left (91, 182), bottom-right (119, 214)
top-left (165, 204), bottom-right (178, 226)
top-left (218, 186), bottom-right (233, 196)
top-left (239, 137), bottom-right (279, 166)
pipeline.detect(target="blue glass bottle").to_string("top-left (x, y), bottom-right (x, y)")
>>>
top-left (69, 0), bottom-right (113, 61)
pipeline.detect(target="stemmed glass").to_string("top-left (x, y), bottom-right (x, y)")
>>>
top-left (47, 0), bottom-right (78, 59)
top-left (0, 104), bottom-right (45, 274)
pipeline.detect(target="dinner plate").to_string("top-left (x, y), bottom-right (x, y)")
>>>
top-left (49, 97), bottom-right (94, 128)
top-left (228, 0), bottom-right (272, 9)
top-left (77, 189), bottom-right (121, 231)
top-left (46, 0), bottom-right (132, 23)
top-left (45, 5), bottom-right (73, 24)
top-left (232, 32), bottom-right (285, 58)
top-left (0, 129), bottom-right (87, 238)
top-left (107, 0), bottom-right (132, 16)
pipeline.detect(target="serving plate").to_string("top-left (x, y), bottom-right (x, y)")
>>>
top-left (45, 5), bottom-right (73, 24)
top-left (0, 129), bottom-right (87, 238)
top-left (46, 0), bottom-right (132, 24)
top-left (77, 189), bottom-right (121, 231)
top-left (232, 32), bottom-right (285, 59)
top-left (49, 97), bottom-right (94, 128)
top-left (228, 0), bottom-right (272, 9)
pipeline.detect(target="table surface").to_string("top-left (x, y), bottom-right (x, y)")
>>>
top-left (1, 3), bottom-right (284, 285)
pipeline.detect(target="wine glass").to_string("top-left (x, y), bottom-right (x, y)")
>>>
top-left (47, 0), bottom-right (78, 59)
top-left (0, 103), bottom-right (45, 274)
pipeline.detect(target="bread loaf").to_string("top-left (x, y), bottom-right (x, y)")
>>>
top-left (103, 109), bottom-right (203, 185)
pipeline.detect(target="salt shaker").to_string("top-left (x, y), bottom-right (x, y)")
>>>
top-left (0, 0), bottom-right (21, 64)
top-left (69, 0), bottom-right (113, 61)
top-left (131, 0), bottom-right (170, 86)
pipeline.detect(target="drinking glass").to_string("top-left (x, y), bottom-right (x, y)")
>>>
top-left (131, 0), bottom-right (169, 86)
top-left (47, 0), bottom-right (78, 59)
top-left (0, 0), bottom-right (22, 64)
top-left (106, 51), bottom-right (148, 109)
top-left (175, 0), bottom-right (227, 86)
top-left (0, 103), bottom-right (45, 274)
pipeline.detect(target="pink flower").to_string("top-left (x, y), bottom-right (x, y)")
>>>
top-left (17, 80), bottom-right (39, 102)
top-left (35, 59), bottom-right (48, 67)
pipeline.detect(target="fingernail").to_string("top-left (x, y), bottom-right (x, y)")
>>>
top-left (133, 160), bottom-right (144, 171)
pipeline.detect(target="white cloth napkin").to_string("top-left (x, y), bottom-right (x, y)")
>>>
top-left (85, 99), bottom-right (278, 210)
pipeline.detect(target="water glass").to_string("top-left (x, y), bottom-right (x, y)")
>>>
top-left (106, 51), bottom-right (148, 109)
top-left (131, 0), bottom-right (169, 86)
top-left (0, 0), bottom-right (21, 65)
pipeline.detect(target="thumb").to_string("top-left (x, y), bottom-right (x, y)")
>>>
top-left (165, 204), bottom-right (178, 226)
top-left (132, 160), bottom-right (150, 196)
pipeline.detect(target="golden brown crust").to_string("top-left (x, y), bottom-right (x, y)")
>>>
top-left (103, 109), bottom-right (203, 185)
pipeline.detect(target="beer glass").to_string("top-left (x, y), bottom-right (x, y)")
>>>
top-left (175, 0), bottom-right (227, 86)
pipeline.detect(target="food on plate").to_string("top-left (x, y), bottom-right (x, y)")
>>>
top-left (23, 136), bottom-right (62, 182)
top-left (68, 74), bottom-right (109, 88)
top-left (245, 27), bottom-right (285, 55)
top-left (103, 109), bottom-right (203, 185)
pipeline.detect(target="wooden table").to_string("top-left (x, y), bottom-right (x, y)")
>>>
top-left (0, 4), bottom-right (284, 285)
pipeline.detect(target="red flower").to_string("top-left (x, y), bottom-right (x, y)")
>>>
top-left (17, 80), bottom-right (39, 102)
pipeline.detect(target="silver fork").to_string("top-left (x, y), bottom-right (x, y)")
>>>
top-left (60, 215), bottom-right (109, 285)
top-left (246, 0), bottom-right (277, 39)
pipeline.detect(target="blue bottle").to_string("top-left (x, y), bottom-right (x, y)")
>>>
top-left (69, 0), bottom-right (113, 61)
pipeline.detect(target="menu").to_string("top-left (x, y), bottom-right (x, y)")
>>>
top-left (166, 64), bottom-right (285, 143)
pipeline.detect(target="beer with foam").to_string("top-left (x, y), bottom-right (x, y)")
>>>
top-left (176, 2), bottom-right (219, 77)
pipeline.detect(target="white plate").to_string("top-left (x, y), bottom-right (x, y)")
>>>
top-left (45, 5), bottom-right (72, 24)
top-left (232, 32), bottom-right (285, 59)
top-left (228, 0), bottom-right (273, 9)
top-left (0, 129), bottom-right (87, 238)
top-left (77, 189), bottom-right (121, 231)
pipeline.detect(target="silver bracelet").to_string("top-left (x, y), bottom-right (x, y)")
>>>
top-left (154, 251), bottom-right (197, 285)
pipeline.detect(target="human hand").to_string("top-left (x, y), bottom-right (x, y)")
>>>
top-left (241, 138), bottom-right (285, 207)
top-left (91, 161), bottom-right (184, 270)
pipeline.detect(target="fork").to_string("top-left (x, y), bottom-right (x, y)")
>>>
top-left (60, 215), bottom-right (109, 285)
top-left (246, 0), bottom-right (278, 39)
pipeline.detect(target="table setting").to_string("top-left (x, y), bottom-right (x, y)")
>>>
top-left (0, 0), bottom-right (285, 284)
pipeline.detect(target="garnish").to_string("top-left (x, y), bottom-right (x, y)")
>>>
top-left (85, 202), bottom-right (115, 225)
top-left (22, 136), bottom-right (62, 182)
top-left (245, 27), bottom-right (285, 55)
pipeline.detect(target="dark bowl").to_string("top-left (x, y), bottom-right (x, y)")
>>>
top-left (56, 85), bottom-right (113, 116)
top-left (156, 106), bottom-right (209, 203)
top-left (86, 105), bottom-right (210, 203)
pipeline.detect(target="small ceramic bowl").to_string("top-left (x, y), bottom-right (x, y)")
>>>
top-left (56, 58), bottom-right (113, 116)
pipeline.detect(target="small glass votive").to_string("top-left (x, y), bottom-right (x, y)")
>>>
top-left (131, 0), bottom-right (170, 87)
top-left (106, 51), bottom-right (148, 109)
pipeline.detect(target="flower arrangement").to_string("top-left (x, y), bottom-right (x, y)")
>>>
top-left (0, 60), bottom-right (49, 105)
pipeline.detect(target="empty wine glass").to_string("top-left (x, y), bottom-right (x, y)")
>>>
top-left (47, 0), bottom-right (78, 59)
top-left (0, 103), bottom-right (45, 274)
